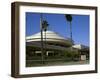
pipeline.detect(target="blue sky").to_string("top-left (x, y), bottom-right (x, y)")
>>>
top-left (26, 12), bottom-right (89, 46)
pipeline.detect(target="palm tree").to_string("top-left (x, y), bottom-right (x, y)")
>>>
top-left (65, 14), bottom-right (73, 44)
top-left (42, 20), bottom-right (49, 56)
top-left (40, 14), bottom-right (44, 64)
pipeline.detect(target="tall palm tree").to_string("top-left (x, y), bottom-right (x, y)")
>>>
top-left (65, 14), bottom-right (73, 44)
top-left (40, 14), bottom-right (44, 64)
top-left (42, 20), bottom-right (49, 55)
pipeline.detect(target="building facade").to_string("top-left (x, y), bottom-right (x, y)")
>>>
top-left (26, 31), bottom-right (89, 61)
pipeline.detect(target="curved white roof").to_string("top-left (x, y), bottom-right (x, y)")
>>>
top-left (27, 31), bottom-right (66, 40)
top-left (26, 31), bottom-right (72, 46)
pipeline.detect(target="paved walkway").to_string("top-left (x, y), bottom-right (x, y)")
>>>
top-left (26, 60), bottom-right (89, 67)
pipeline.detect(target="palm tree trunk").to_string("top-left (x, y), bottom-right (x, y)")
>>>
top-left (45, 31), bottom-right (46, 57)
top-left (70, 22), bottom-right (73, 52)
top-left (40, 13), bottom-right (44, 64)
top-left (70, 22), bottom-right (72, 43)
